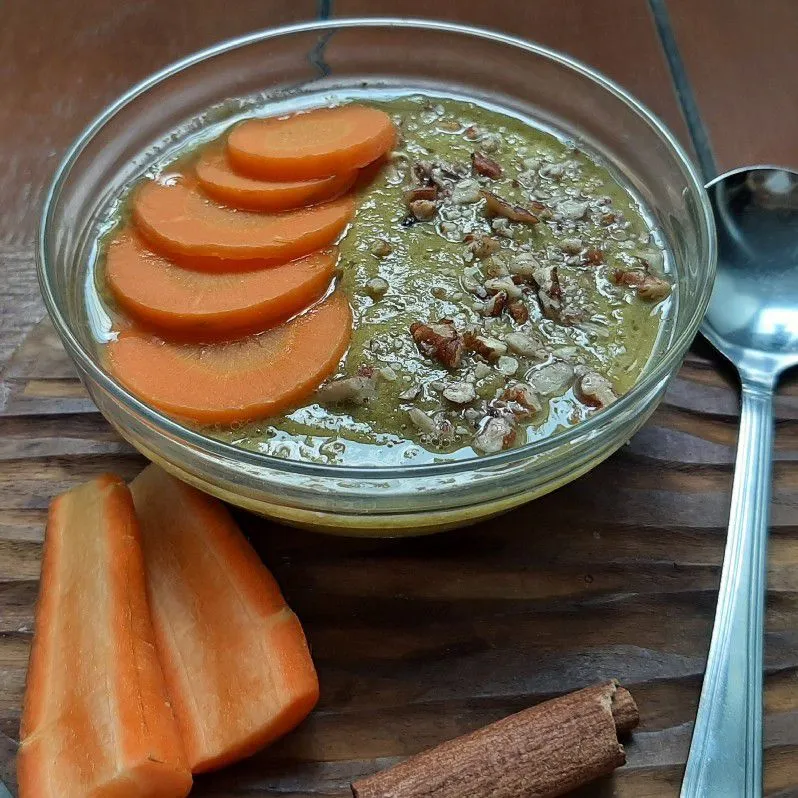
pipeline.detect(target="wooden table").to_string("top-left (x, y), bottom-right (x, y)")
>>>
top-left (2, 2), bottom-right (798, 795)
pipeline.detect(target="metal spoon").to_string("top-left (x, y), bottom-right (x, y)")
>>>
top-left (681, 166), bottom-right (798, 797)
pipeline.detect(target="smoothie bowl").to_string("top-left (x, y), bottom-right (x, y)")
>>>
top-left (38, 19), bottom-right (715, 536)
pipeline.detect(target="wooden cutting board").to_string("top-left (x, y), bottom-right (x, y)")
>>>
top-left (1, 318), bottom-right (797, 797)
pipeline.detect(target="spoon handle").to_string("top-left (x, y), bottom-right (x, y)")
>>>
top-left (681, 381), bottom-right (774, 798)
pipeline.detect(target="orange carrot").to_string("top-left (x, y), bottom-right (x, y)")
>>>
top-left (17, 475), bottom-right (192, 798)
top-left (227, 104), bottom-right (397, 180)
top-left (105, 228), bottom-right (338, 339)
top-left (106, 291), bottom-right (352, 423)
top-left (130, 464), bottom-right (320, 773)
top-left (132, 176), bottom-right (354, 267)
top-left (195, 143), bottom-right (357, 211)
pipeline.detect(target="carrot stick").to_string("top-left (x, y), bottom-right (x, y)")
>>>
top-left (196, 143), bottom-right (357, 211)
top-left (130, 464), bottom-right (320, 773)
top-left (106, 291), bottom-right (352, 423)
top-left (132, 176), bottom-right (354, 267)
top-left (105, 228), bottom-right (338, 339)
top-left (17, 475), bottom-right (192, 798)
top-left (227, 104), bottom-right (397, 180)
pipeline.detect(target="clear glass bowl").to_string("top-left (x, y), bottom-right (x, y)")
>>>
top-left (38, 19), bottom-right (716, 536)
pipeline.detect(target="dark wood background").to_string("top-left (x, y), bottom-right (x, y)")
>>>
top-left (2, 2), bottom-right (798, 795)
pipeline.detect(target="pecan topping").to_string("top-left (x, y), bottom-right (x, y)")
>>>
top-left (409, 199), bottom-right (437, 221)
top-left (612, 267), bottom-right (672, 302)
top-left (410, 320), bottom-right (465, 369)
top-left (473, 416), bottom-right (516, 453)
top-left (464, 331), bottom-right (507, 362)
top-left (482, 291), bottom-right (508, 317)
top-left (480, 190), bottom-right (540, 225)
top-left (584, 247), bottom-right (604, 265)
top-left (465, 233), bottom-right (501, 260)
top-left (404, 186), bottom-right (438, 204)
top-left (507, 298), bottom-right (529, 324)
top-left (471, 151), bottom-right (503, 179)
top-left (575, 368), bottom-right (617, 409)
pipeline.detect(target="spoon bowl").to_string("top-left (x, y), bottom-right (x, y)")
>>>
top-left (702, 167), bottom-right (798, 381)
top-left (682, 166), bottom-right (798, 798)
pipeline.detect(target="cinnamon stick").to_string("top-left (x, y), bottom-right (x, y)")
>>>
top-left (351, 681), bottom-right (638, 798)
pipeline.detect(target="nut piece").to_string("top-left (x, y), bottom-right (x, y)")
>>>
top-left (508, 252), bottom-right (541, 278)
top-left (398, 384), bottom-right (421, 401)
top-left (364, 277), bottom-right (389, 299)
top-left (410, 319), bottom-right (465, 369)
top-left (507, 298), bottom-right (529, 324)
top-left (465, 232), bottom-right (501, 259)
top-left (481, 190), bottom-right (541, 225)
top-left (473, 416), bottom-right (516, 453)
top-left (370, 238), bottom-right (393, 257)
top-left (482, 291), bottom-right (508, 317)
top-left (404, 186), bottom-right (438, 204)
top-left (558, 199), bottom-right (589, 220)
top-left (464, 331), bottom-right (508, 362)
top-left (612, 268), bottom-right (672, 302)
top-left (473, 362), bottom-right (492, 380)
top-left (407, 406), bottom-right (438, 435)
top-left (471, 151), bottom-right (503, 179)
top-left (501, 383), bottom-right (543, 416)
top-left (443, 381), bottom-right (477, 404)
top-left (575, 368), bottom-right (617, 409)
top-left (316, 374), bottom-right (377, 405)
top-left (584, 247), bottom-right (604, 265)
top-left (451, 178), bottom-right (482, 205)
top-left (496, 355), bottom-right (519, 376)
top-left (505, 331), bottom-right (545, 358)
top-left (409, 199), bottom-right (437, 221)
top-left (484, 276), bottom-right (523, 299)
top-left (528, 361), bottom-right (575, 397)
top-left (560, 238), bottom-right (583, 255)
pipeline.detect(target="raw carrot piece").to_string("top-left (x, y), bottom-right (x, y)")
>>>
top-left (227, 105), bottom-right (397, 180)
top-left (105, 228), bottom-right (338, 339)
top-left (195, 143), bottom-right (357, 211)
top-left (130, 464), bottom-right (320, 773)
top-left (106, 291), bottom-right (352, 423)
top-left (17, 475), bottom-right (192, 798)
top-left (132, 176), bottom-right (354, 267)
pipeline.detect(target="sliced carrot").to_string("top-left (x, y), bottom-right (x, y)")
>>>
top-left (132, 176), bottom-right (354, 268)
top-left (106, 291), bottom-right (352, 423)
top-left (105, 228), bottom-right (338, 339)
top-left (195, 143), bottom-right (357, 211)
top-left (130, 464), bottom-right (319, 773)
top-left (18, 475), bottom-right (192, 798)
top-left (227, 104), bottom-right (397, 180)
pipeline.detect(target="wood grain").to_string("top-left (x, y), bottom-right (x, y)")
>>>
top-left (1, 319), bottom-right (797, 796)
top-left (2, 2), bottom-right (797, 796)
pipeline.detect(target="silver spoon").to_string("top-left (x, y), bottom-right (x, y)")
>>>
top-left (681, 166), bottom-right (798, 797)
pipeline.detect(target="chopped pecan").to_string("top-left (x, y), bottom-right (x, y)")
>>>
top-left (482, 291), bottom-right (508, 317)
top-left (451, 178), bottom-right (482, 204)
top-left (398, 384), bottom-right (421, 401)
top-left (464, 125), bottom-right (480, 140)
top-left (508, 252), bottom-right (541, 279)
top-left (575, 367), bottom-right (617, 409)
top-left (409, 199), bottom-right (437, 221)
top-left (410, 320), bottom-right (464, 369)
top-left (507, 298), bottom-right (529, 323)
top-left (505, 331), bottom-right (545, 358)
top-left (404, 186), bottom-right (438, 205)
top-left (500, 383), bottom-right (543, 416)
top-left (532, 265), bottom-right (582, 324)
top-left (364, 277), bottom-right (389, 299)
top-left (473, 416), bottom-right (516, 454)
top-left (480, 190), bottom-right (540, 225)
top-left (584, 247), bottom-right (604, 266)
top-left (557, 199), bottom-right (589, 220)
top-left (465, 233), bottom-right (501, 260)
top-left (528, 361), bottom-right (575, 397)
top-left (484, 276), bottom-right (522, 298)
top-left (464, 331), bottom-right (507, 362)
top-left (407, 407), bottom-right (439, 435)
top-left (600, 212), bottom-right (616, 226)
top-left (612, 267), bottom-right (672, 302)
top-left (471, 151), bottom-right (503, 179)
top-left (443, 381), bottom-right (477, 404)
top-left (316, 373), bottom-right (377, 405)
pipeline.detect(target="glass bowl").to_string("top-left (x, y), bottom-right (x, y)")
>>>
top-left (38, 19), bottom-right (716, 537)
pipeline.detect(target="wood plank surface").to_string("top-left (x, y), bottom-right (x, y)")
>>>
top-left (2, 2), bottom-right (797, 796)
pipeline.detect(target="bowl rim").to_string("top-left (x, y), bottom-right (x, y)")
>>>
top-left (38, 16), bottom-right (717, 481)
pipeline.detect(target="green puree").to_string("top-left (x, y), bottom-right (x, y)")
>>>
top-left (215, 96), bottom-right (671, 465)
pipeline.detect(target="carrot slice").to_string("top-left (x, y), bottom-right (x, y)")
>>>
top-left (227, 104), bottom-right (397, 180)
top-left (105, 228), bottom-right (338, 339)
top-left (18, 475), bottom-right (192, 798)
top-left (130, 464), bottom-right (319, 773)
top-left (195, 143), bottom-right (357, 211)
top-left (132, 176), bottom-right (354, 267)
top-left (106, 291), bottom-right (352, 423)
